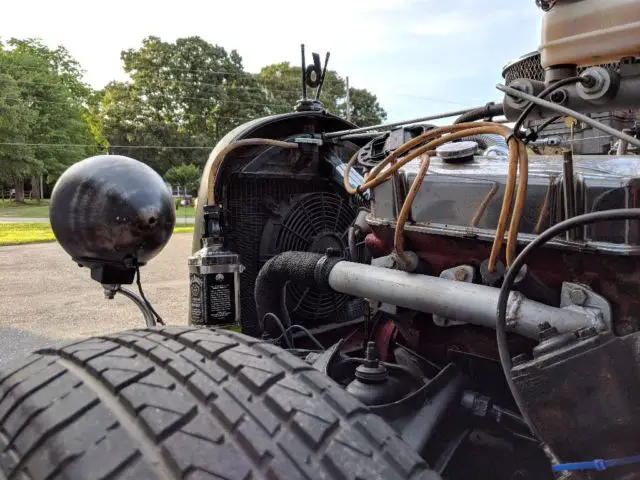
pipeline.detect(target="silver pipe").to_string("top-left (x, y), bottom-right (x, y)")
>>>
top-left (339, 132), bottom-right (385, 141)
top-left (327, 262), bottom-right (592, 339)
top-left (497, 83), bottom-right (640, 149)
top-left (104, 285), bottom-right (156, 327)
top-left (117, 287), bottom-right (157, 327)
top-left (324, 106), bottom-right (480, 139)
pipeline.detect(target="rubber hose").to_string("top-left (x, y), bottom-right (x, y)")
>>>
top-left (254, 252), bottom-right (342, 337)
top-left (453, 103), bottom-right (504, 124)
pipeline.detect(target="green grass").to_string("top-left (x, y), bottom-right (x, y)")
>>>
top-left (174, 205), bottom-right (195, 217)
top-left (0, 200), bottom-right (195, 219)
top-left (0, 223), bottom-right (194, 247)
top-left (0, 199), bottom-right (50, 218)
top-left (0, 223), bottom-right (56, 246)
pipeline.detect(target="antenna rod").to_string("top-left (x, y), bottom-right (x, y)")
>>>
top-left (315, 52), bottom-right (330, 100)
top-left (300, 44), bottom-right (307, 99)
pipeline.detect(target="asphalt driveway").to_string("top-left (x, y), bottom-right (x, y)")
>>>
top-left (0, 233), bottom-right (192, 363)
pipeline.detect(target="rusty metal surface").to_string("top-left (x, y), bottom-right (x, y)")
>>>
top-left (512, 331), bottom-right (640, 479)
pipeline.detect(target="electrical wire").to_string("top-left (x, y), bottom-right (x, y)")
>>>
top-left (470, 182), bottom-right (499, 227)
top-left (512, 76), bottom-right (585, 136)
top-left (506, 141), bottom-right (529, 266)
top-left (394, 153), bottom-right (430, 265)
top-left (263, 312), bottom-right (293, 348)
top-left (533, 115), bottom-right (561, 138)
top-left (343, 122), bottom-right (510, 194)
top-left (0, 94), bottom-right (294, 110)
top-left (495, 208), bottom-right (640, 440)
top-left (0, 142), bottom-right (219, 149)
top-left (497, 83), bottom-right (640, 149)
top-left (135, 266), bottom-right (165, 326)
top-left (5, 70), bottom-right (470, 105)
top-left (342, 121), bottom-right (526, 271)
top-left (270, 323), bottom-right (326, 350)
top-left (284, 325), bottom-right (325, 350)
top-left (346, 122), bottom-right (524, 271)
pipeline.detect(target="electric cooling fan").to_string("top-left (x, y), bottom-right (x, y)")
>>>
top-left (260, 191), bottom-right (365, 327)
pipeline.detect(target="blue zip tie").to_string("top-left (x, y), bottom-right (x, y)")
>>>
top-left (552, 454), bottom-right (640, 472)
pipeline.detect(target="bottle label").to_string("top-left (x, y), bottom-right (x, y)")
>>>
top-left (205, 272), bottom-right (236, 325)
top-left (189, 271), bottom-right (237, 326)
top-left (189, 273), bottom-right (204, 325)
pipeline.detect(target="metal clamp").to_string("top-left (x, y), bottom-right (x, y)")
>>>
top-left (560, 282), bottom-right (612, 332)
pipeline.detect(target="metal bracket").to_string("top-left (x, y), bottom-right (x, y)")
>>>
top-left (103, 284), bottom-right (156, 328)
top-left (293, 136), bottom-right (323, 146)
top-left (560, 282), bottom-right (612, 332)
top-left (433, 266), bottom-right (475, 328)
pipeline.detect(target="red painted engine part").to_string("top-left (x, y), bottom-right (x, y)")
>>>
top-left (368, 227), bottom-right (640, 336)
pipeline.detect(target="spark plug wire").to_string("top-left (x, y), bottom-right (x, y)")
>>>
top-left (343, 121), bottom-right (526, 271)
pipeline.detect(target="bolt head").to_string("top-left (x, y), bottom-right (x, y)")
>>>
top-left (568, 288), bottom-right (587, 305)
top-left (454, 268), bottom-right (468, 281)
top-left (550, 90), bottom-right (567, 104)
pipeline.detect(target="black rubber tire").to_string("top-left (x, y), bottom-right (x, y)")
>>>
top-left (0, 326), bottom-right (441, 480)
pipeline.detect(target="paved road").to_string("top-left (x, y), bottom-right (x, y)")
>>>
top-left (0, 217), bottom-right (195, 224)
top-left (0, 234), bottom-right (192, 363)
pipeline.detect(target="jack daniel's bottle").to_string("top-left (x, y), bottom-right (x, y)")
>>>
top-left (188, 205), bottom-right (243, 328)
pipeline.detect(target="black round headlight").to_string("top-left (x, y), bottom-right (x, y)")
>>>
top-left (49, 155), bottom-right (176, 268)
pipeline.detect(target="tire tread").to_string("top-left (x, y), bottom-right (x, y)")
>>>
top-left (0, 327), bottom-right (439, 480)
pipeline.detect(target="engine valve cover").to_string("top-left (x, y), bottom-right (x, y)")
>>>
top-left (370, 154), bottom-right (640, 255)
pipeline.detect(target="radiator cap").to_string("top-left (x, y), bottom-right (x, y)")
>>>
top-left (436, 140), bottom-right (478, 163)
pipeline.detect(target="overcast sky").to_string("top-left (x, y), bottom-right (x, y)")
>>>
top-left (1, 0), bottom-right (542, 122)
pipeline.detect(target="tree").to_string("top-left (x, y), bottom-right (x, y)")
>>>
top-left (0, 73), bottom-right (37, 201)
top-left (99, 36), bottom-right (271, 174)
top-left (257, 63), bottom-right (387, 126)
top-left (342, 87), bottom-right (387, 126)
top-left (0, 38), bottom-right (100, 200)
top-left (95, 37), bottom-right (388, 177)
top-left (257, 62), bottom-right (346, 115)
top-left (164, 164), bottom-right (202, 196)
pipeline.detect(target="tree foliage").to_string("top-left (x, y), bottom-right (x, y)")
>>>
top-left (97, 38), bottom-right (388, 174)
top-left (99, 36), bottom-right (271, 174)
top-left (256, 62), bottom-right (387, 126)
top-left (257, 62), bottom-right (346, 115)
top-left (0, 73), bottom-right (37, 182)
top-left (343, 87), bottom-right (387, 126)
top-left (164, 164), bottom-right (202, 196)
top-left (0, 38), bottom-right (101, 194)
top-left (1, 35), bottom-right (387, 195)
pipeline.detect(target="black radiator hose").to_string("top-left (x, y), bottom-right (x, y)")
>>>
top-left (454, 102), bottom-right (504, 124)
top-left (255, 252), bottom-right (343, 339)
